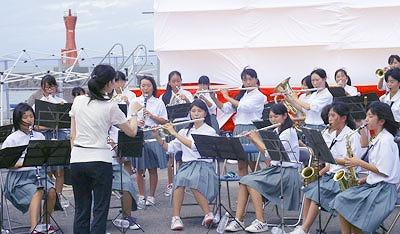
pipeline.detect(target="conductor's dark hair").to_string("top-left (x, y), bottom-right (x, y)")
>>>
top-left (87, 64), bottom-right (116, 102)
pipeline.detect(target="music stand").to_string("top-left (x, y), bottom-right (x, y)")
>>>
top-left (0, 145), bottom-right (27, 233)
top-left (328, 87), bottom-right (346, 97)
top-left (192, 134), bottom-right (247, 231)
top-left (334, 93), bottom-right (379, 120)
top-left (23, 140), bottom-right (71, 234)
top-left (34, 100), bottom-right (72, 140)
top-left (258, 131), bottom-right (291, 233)
top-left (301, 127), bottom-right (336, 234)
top-left (0, 125), bottom-right (13, 143)
top-left (112, 130), bottom-right (144, 233)
top-left (166, 103), bottom-right (191, 121)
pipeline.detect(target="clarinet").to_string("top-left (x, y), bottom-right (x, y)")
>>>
top-left (29, 125), bottom-right (44, 188)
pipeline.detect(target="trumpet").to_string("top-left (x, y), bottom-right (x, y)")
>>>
top-left (142, 118), bottom-right (205, 132)
top-left (375, 68), bottom-right (387, 79)
top-left (234, 123), bottom-right (281, 137)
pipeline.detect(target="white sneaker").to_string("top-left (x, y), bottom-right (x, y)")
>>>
top-left (289, 226), bottom-right (309, 234)
top-left (171, 216), bottom-right (184, 230)
top-left (202, 212), bottom-right (214, 227)
top-left (137, 196), bottom-right (146, 210)
top-left (164, 183), bottom-right (173, 197)
top-left (245, 219), bottom-right (269, 233)
top-left (145, 196), bottom-right (155, 206)
top-left (225, 219), bottom-right (244, 232)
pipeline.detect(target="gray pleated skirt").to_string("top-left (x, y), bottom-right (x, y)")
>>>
top-left (240, 166), bottom-right (301, 211)
top-left (233, 124), bottom-right (261, 161)
top-left (303, 173), bottom-right (341, 212)
top-left (4, 169), bottom-right (55, 213)
top-left (330, 182), bottom-right (397, 233)
top-left (133, 131), bottom-right (167, 170)
top-left (112, 165), bottom-right (137, 210)
top-left (173, 161), bottom-right (218, 203)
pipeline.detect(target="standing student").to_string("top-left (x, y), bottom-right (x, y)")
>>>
top-left (377, 55), bottom-right (400, 91)
top-left (153, 99), bottom-right (218, 231)
top-left (69, 64), bottom-right (141, 234)
top-left (108, 126), bottom-right (140, 230)
top-left (379, 67), bottom-right (400, 122)
top-left (334, 69), bottom-right (359, 96)
top-left (160, 71), bottom-right (194, 197)
top-left (195, 75), bottom-right (220, 134)
top-left (35, 75), bottom-right (68, 200)
top-left (3, 103), bottom-right (57, 233)
top-left (331, 102), bottom-right (400, 234)
top-left (133, 76), bottom-right (168, 208)
top-left (286, 68), bottom-right (333, 130)
top-left (290, 102), bottom-right (361, 234)
top-left (211, 67), bottom-right (265, 176)
top-left (225, 103), bottom-right (301, 233)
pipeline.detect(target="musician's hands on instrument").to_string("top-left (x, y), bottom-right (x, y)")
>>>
top-left (344, 156), bottom-right (360, 167)
top-left (162, 123), bottom-right (178, 137)
top-left (179, 94), bottom-right (189, 102)
top-left (138, 120), bottom-right (145, 128)
top-left (143, 109), bottom-right (153, 119)
top-left (358, 177), bottom-right (367, 185)
top-left (220, 88), bottom-right (229, 98)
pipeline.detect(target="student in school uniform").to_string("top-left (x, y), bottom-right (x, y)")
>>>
top-left (225, 103), bottom-right (301, 233)
top-left (334, 69), bottom-right (359, 96)
top-left (69, 64), bottom-right (141, 234)
top-left (133, 75), bottom-right (168, 208)
top-left (379, 67), bottom-right (400, 122)
top-left (286, 68), bottom-right (333, 130)
top-left (377, 55), bottom-right (400, 91)
top-left (330, 102), bottom-right (400, 234)
top-left (211, 67), bottom-right (266, 176)
top-left (3, 103), bottom-right (58, 233)
top-left (160, 71), bottom-right (194, 197)
top-left (290, 102), bottom-right (362, 234)
top-left (194, 75), bottom-right (220, 134)
top-left (107, 126), bottom-right (140, 230)
top-left (153, 99), bottom-right (218, 231)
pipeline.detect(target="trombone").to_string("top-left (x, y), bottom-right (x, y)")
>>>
top-left (234, 123), bottom-right (281, 137)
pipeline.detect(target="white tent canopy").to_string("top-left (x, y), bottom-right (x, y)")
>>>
top-left (154, 0), bottom-right (400, 86)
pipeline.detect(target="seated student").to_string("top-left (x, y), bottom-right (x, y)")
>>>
top-left (379, 67), bottom-right (400, 122)
top-left (377, 54), bottom-right (400, 91)
top-left (334, 69), bottom-right (359, 96)
top-left (153, 99), bottom-right (218, 231)
top-left (225, 103), bottom-right (301, 233)
top-left (107, 126), bottom-right (140, 230)
top-left (3, 103), bottom-right (58, 233)
top-left (331, 102), bottom-right (400, 234)
top-left (290, 102), bottom-right (361, 234)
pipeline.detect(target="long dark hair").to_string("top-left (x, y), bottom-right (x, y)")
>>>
top-left (388, 55), bottom-right (400, 65)
top-left (235, 67), bottom-right (259, 101)
top-left (13, 103), bottom-right (35, 131)
top-left (329, 102), bottom-right (356, 130)
top-left (41, 74), bottom-right (57, 89)
top-left (140, 75), bottom-right (158, 97)
top-left (301, 75), bottom-right (313, 89)
top-left (162, 71), bottom-right (181, 105)
top-left (185, 99), bottom-right (212, 135)
top-left (270, 103), bottom-right (293, 135)
top-left (311, 68), bottom-right (329, 88)
top-left (384, 67), bottom-right (400, 82)
top-left (334, 69), bottom-right (352, 85)
top-left (88, 64), bottom-right (116, 102)
top-left (367, 101), bottom-right (398, 136)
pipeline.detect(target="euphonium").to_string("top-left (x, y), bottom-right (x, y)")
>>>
top-left (333, 125), bottom-right (366, 191)
top-left (375, 68), bottom-right (385, 79)
top-left (273, 77), bottom-right (305, 119)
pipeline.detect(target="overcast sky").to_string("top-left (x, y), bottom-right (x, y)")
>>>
top-left (0, 0), bottom-right (154, 56)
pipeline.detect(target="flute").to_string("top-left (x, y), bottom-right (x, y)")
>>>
top-left (195, 86), bottom-right (257, 94)
top-left (142, 118), bottom-right (205, 132)
top-left (234, 123), bottom-right (281, 137)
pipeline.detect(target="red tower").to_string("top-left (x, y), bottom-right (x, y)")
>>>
top-left (61, 9), bottom-right (78, 67)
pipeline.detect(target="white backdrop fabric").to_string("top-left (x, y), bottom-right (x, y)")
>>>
top-left (154, 0), bottom-right (400, 87)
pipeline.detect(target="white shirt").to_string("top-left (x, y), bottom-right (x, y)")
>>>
top-left (39, 94), bottom-right (67, 104)
top-left (69, 95), bottom-right (127, 163)
top-left (197, 92), bottom-right (217, 115)
top-left (108, 126), bottom-right (120, 166)
top-left (270, 127), bottom-right (300, 168)
top-left (366, 129), bottom-right (400, 185)
top-left (322, 126), bottom-right (362, 174)
top-left (160, 89), bottom-right (194, 122)
top-left (344, 85), bottom-right (360, 96)
top-left (298, 93), bottom-right (311, 116)
top-left (380, 91), bottom-right (400, 122)
top-left (304, 88), bottom-right (333, 125)
top-left (2, 130), bottom-right (45, 172)
top-left (137, 95), bottom-right (168, 127)
top-left (167, 123), bottom-right (217, 162)
top-left (111, 89), bottom-right (137, 115)
top-left (221, 89), bottom-right (265, 125)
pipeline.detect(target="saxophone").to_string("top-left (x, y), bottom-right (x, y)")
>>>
top-left (301, 154), bottom-right (319, 187)
top-left (333, 125), bottom-right (365, 191)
